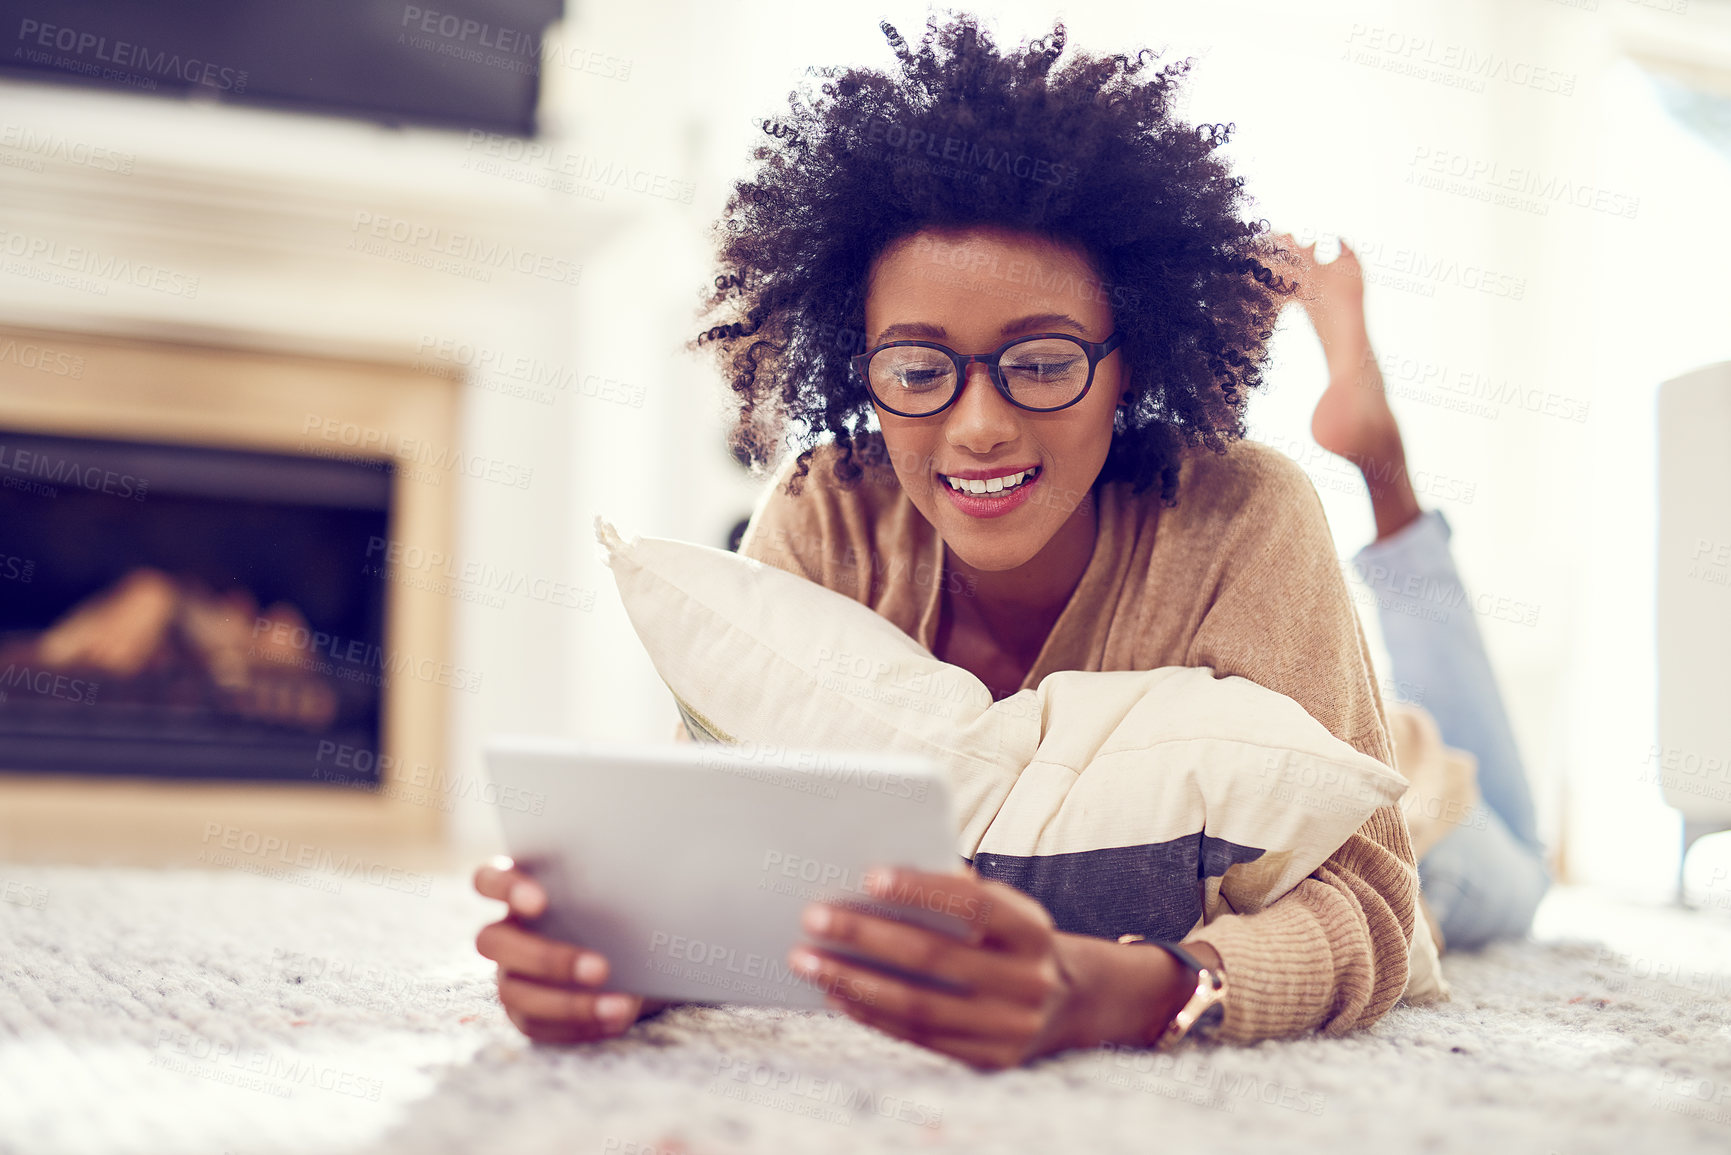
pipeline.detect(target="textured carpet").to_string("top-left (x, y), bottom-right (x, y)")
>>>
top-left (2, 863), bottom-right (1729, 1155)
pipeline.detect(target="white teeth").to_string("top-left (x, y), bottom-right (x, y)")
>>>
top-left (943, 468), bottom-right (1037, 495)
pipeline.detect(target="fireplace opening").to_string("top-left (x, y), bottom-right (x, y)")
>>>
top-left (0, 428), bottom-right (393, 783)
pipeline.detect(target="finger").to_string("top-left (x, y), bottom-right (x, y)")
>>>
top-left (840, 994), bottom-right (1033, 1070)
top-left (476, 919), bottom-right (610, 985)
top-left (799, 902), bottom-right (1053, 1006)
top-left (867, 867), bottom-right (1052, 955)
top-left (472, 858), bottom-right (547, 918)
top-left (902, 1030), bottom-right (1029, 1072)
top-left (800, 949), bottom-right (1042, 1042)
top-left (504, 1006), bottom-right (631, 1044)
top-left (498, 973), bottom-right (640, 1030)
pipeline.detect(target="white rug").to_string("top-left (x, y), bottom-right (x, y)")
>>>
top-left (2, 863), bottom-right (1729, 1155)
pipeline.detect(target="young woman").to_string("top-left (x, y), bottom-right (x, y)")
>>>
top-left (475, 14), bottom-right (1419, 1068)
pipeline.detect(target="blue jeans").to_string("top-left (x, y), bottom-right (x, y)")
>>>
top-left (1352, 509), bottom-right (1551, 951)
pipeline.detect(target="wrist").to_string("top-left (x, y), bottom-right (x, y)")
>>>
top-left (1123, 937), bottom-right (1227, 1049)
top-left (1048, 932), bottom-right (1192, 1052)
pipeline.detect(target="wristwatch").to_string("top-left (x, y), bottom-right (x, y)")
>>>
top-left (1117, 935), bottom-right (1228, 1048)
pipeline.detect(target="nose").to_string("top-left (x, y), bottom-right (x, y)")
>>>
top-left (943, 362), bottom-right (1019, 456)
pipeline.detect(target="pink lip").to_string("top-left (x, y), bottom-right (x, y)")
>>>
top-left (938, 466), bottom-right (1042, 520)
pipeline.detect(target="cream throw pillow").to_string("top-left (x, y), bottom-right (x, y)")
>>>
top-left (594, 516), bottom-right (1447, 1004)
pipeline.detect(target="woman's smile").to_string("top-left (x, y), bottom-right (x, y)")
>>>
top-left (937, 463), bottom-right (1044, 518)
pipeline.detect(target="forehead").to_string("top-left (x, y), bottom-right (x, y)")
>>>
top-left (865, 226), bottom-right (1113, 329)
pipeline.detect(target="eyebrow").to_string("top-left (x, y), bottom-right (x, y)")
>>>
top-left (875, 313), bottom-right (1089, 343)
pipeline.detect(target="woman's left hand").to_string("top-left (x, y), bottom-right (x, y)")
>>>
top-left (789, 865), bottom-right (1089, 1070)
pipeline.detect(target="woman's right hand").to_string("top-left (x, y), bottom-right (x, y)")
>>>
top-left (474, 857), bottom-right (673, 1042)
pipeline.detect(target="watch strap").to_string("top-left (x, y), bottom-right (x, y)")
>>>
top-left (1117, 934), bottom-right (1228, 1048)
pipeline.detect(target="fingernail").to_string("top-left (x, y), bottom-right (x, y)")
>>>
top-left (575, 954), bottom-right (607, 985)
top-left (596, 994), bottom-right (632, 1023)
top-left (803, 905), bottom-right (832, 935)
top-left (508, 881), bottom-right (541, 913)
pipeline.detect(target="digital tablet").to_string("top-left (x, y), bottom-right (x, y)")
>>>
top-left (485, 735), bottom-right (972, 1009)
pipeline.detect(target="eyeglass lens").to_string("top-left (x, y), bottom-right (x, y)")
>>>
top-left (868, 337), bottom-right (1093, 414)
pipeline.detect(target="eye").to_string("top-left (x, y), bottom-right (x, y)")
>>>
top-left (1002, 355), bottom-right (1082, 380)
top-left (870, 348), bottom-right (956, 393)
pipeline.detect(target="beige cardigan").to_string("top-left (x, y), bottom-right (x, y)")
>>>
top-left (733, 434), bottom-right (1424, 1043)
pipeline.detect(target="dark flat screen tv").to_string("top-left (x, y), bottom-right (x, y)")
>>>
top-left (1, 0), bottom-right (566, 136)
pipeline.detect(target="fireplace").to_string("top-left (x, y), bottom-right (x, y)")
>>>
top-left (0, 428), bottom-right (392, 782)
top-left (0, 324), bottom-right (462, 854)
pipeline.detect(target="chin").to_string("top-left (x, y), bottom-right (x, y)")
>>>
top-left (934, 523), bottom-right (1047, 572)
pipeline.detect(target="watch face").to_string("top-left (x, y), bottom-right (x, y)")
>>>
top-left (1195, 999), bottom-right (1226, 1039)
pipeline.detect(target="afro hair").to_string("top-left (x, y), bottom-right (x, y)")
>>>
top-left (692, 9), bottom-right (1297, 505)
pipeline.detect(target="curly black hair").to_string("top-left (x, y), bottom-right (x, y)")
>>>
top-left (691, 9), bottom-right (1296, 505)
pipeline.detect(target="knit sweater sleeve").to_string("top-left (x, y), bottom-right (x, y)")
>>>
top-left (1171, 443), bottom-right (1418, 1043)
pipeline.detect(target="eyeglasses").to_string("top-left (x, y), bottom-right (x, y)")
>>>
top-left (851, 331), bottom-right (1124, 418)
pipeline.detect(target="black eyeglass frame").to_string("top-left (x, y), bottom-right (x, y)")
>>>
top-left (850, 331), bottom-right (1125, 418)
